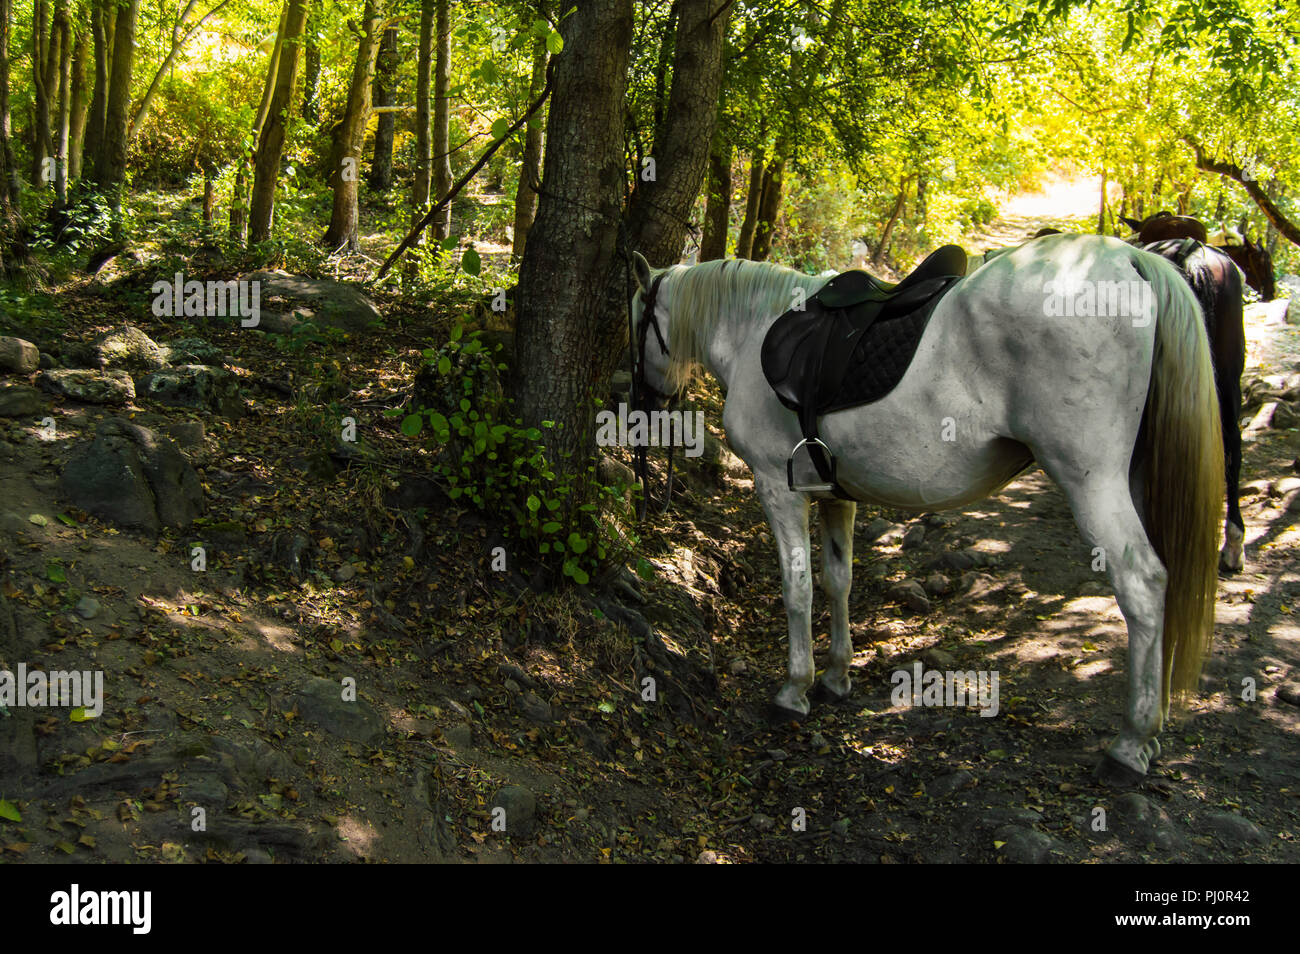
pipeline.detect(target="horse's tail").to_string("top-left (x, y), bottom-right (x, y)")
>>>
top-left (1132, 249), bottom-right (1225, 713)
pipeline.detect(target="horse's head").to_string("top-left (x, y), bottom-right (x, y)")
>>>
top-left (631, 251), bottom-right (675, 409)
top-left (1242, 237), bottom-right (1276, 301)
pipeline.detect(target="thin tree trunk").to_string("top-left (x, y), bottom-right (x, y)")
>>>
top-left (252, 4), bottom-right (288, 144)
top-left (92, 0), bottom-right (137, 206)
top-left (735, 150), bottom-right (763, 258)
top-left (301, 6), bottom-right (319, 123)
top-left (52, 0), bottom-right (71, 207)
top-left (322, 0), bottom-right (383, 251)
top-left (1185, 136), bottom-right (1300, 248)
top-left (31, 0), bottom-right (57, 184)
top-left (366, 26), bottom-right (397, 192)
top-left (511, 33), bottom-right (547, 260)
top-left (82, 0), bottom-right (111, 166)
top-left (1098, 169), bottom-right (1108, 235)
top-left (0, 0), bottom-right (20, 215)
top-left (407, 0), bottom-right (433, 278)
top-left (249, 0), bottom-right (308, 245)
top-left (699, 134), bottom-right (730, 260)
top-left (514, 0), bottom-right (633, 474)
top-left (431, 0), bottom-right (451, 240)
top-left (750, 156), bottom-right (784, 261)
top-left (67, 27), bottom-right (88, 180)
top-left (129, 0), bottom-right (232, 141)
top-left (872, 176), bottom-right (908, 267)
top-left (229, 166), bottom-right (246, 241)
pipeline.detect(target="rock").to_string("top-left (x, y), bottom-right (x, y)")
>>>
top-left (39, 352), bottom-right (56, 369)
top-left (934, 549), bottom-right (979, 572)
top-left (867, 519), bottom-right (906, 546)
top-left (929, 770), bottom-right (975, 798)
top-left (923, 573), bottom-right (951, 596)
top-left (516, 690), bottom-right (553, 723)
top-left (963, 572), bottom-right (1002, 601)
top-left (295, 677), bottom-right (385, 745)
top-left (810, 730), bottom-right (828, 749)
top-left (701, 432), bottom-right (749, 483)
top-left (0, 382), bottom-right (47, 417)
top-left (1202, 811), bottom-right (1268, 845)
top-left (728, 658), bottom-right (748, 675)
top-left (38, 368), bottom-right (135, 405)
top-left (0, 336), bottom-right (40, 373)
top-left (921, 647), bottom-right (956, 670)
top-left (981, 806), bottom-right (1044, 828)
top-left (696, 850), bottom-right (720, 864)
top-left (162, 421), bottom-right (205, 448)
top-left (179, 775), bottom-right (230, 805)
top-left (993, 825), bottom-right (1055, 863)
top-left (443, 724), bottom-right (473, 748)
top-left (749, 813), bottom-right (776, 832)
top-left (74, 596), bottom-right (101, 620)
top-left (71, 326), bottom-right (166, 374)
top-left (163, 337), bottom-right (224, 365)
top-left (331, 563), bottom-right (356, 583)
top-left (1272, 402), bottom-right (1300, 429)
top-left (901, 523), bottom-right (926, 550)
top-left (597, 454), bottom-right (636, 490)
top-left (1276, 681), bottom-right (1300, 707)
top-left (243, 271), bottom-right (382, 332)
top-left (498, 662), bottom-right (537, 690)
top-left (491, 785), bottom-right (536, 836)
top-left (888, 580), bottom-right (931, 613)
top-left (1273, 476), bottom-right (1300, 496)
top-left (138, 365), bottom-right (243, 417)
top-left (59, 418), bottom-right (204, 533)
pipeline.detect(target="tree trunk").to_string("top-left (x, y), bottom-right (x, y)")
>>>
top-left (0, 0), bottom-right (20, 216)
top-left (92, 0), bottom-right (136, 209)
top-left (366, 27), bottom-right (398, 192)
top-left (872, 176), bottom-right (908, 267)
top-left (407, 0), bottom-right (433, 278)
top-left (229, 166), bottom-right (246, 241)
top-left (130, 0), bottom-right (232, 141)
top-left (511, 34), bottom-right (548, 260)
top-left (249, 0), bottom-right (308, 245)
top-left (82, 0), bottom-right (111, 167)
top-left (749, 156), bottom-right (784, 262)
top-left (431, 0), bottom-right (452, 240)
top-left (514, 0), bottom-right (633, 473)
top-left (31, 0), bottom-right (58, 185)
top-left (52, 0), bottom-right (72, 207)
top-left (1185, 137), bottom-right (1300, 249)
top-left (1098, 169), bottom-right (1108, 235)
top-left (202, 170), bottom-right (214, 224)
top-left (252, 4), bottom-right (288, 142)
top-left (735, 151), bottom-right (763, 258)
top-left (323, 0), bottom-right (383, 251)
top-left (67, 27), bottom-right (88, 180)
top-left (699, 133), bottom-right (730, 260)
top-left (301, 6), bottom-right (320, 123)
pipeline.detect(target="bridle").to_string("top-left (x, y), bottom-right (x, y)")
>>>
top-left (629, 271), bottom-right (676, 519)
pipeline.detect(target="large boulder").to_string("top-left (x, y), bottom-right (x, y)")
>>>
top-left (38, 368), bottom-right (135, 405)
top-left (68, 325), bottom-right (167, 374)
top-left (0, 383), bottom-right (47, 417)
top-left (59, 418), bottom-right (203, 534)
top-left (0, 336), bottom-right (40, 373)
top-left (138, 364), bottom-right (243, 417)
top-left (244, 271), bottom-right (382, 333)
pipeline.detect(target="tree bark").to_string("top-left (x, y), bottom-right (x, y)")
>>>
top-left (431, 0), bottom-right (451, 240)
top-left (1185, 137), bottom-right (1300, 248)
top-left (322, 0), bottom-right (383, 251)
top-left (366, 26), bottom-right (398, 192)
top-left (514, 0), bottom-right (633, 473)
top-left (129, 0), bottom-right (232, 141)
top-left (0, 0), bottom-right (20, 214)
top-left (31, 0), bottom-right (59, 185)
top-left (82, 0), bottom-right (111, 168)
top-left (67, 26), bottom-right (88, 180)
top-left (92, 0), bottom-right (137, 204)
top-left (699, 133), bottom-right (730, 260)
top-left (511, 34), bottom-right (548, 260)
top-left (52, 0), bottom-right (71, 207)
top-left (407, 0), bottom-right (433, 277)
top-left (749, 156), bottom-right (784, 262)
top-left (734, 150), bottom-right (763, 258)
top-left (301, 7), bottom-right (320, 123)
top-left (249, 0), bottom-right (308, 245)
top-left (872, 176), bottom-right (908, 267)
top-left (229, 166), bottom-right (246, 241)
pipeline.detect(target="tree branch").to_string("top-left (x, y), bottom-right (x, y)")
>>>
top-left (1184, 135), bottom-right (1300, 248)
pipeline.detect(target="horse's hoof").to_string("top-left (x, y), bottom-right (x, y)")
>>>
top-left (768, 704), bottom-right (807, 726)
top-left (811, 681), bottom-right (853, 706)
top-left (1218, 553), bottom-right (1243, 576)
top-left (1094, 753), bottom-right (1146, 787)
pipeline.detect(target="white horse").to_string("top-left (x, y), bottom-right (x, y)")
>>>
top-left (631, 234), bottom-right (1224, 782)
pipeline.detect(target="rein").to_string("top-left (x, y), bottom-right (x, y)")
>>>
top-left (629, 271), bottom-right (676, 520)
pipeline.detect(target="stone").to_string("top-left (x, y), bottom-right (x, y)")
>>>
top-left (517, 690), bottom-right (553, 723)
top-left (868, 520), bottom-right (906, 546)
top-left (163, 337), bottom-right (224, 365)
top-left (921, 647), bottom-right (957, 670)
top-left (929, 770), bottom-right (975, 798)
top-left (162, 421), bottom-right (206, 448)
top-left (993, 825), bottom-right (1055, 863)
top-left (70, 326), bottom-right (166, 374)
top-left (59, 418), bottom-right (204, 533)
top-left (750, 813), bottom-right (776, 832)
top-left (923, 573), bottom-right (951, 596)
top-left (138, 365), bottom-right (243, 417)
top-left (295, 677), bottom-right (385, 745)
top-left (963, 573), bottom-right (1002, 601)
top-left (728, 658), bottom-right (748, 675)
top-left (443, 724), bottom-right (473, 748)
top-left (0, 383), bottom-right (47, 417)
top-left (243, 271), bottom-right (383, 332)
top-left (491, 784), bottom-right (536, 836)
top-left (332, 563), bottom-right (356, 582)
top-left (981, 806), bottom-right (1044, 828)
top-left (1202, 811), bottom-right (1268, 845)
top-left (1276, 681), bottom-right (1300, 707)
top-left (38, 368), bottom-right (135, 405)
top-left (74, 595), bottom-right (101, 620)
top-left (888, 580), bottom-right (931, 613)
top-left (901, 523), bottom-right (926, 550)
top-left (935, 549), bottom-right (979, 572)
top-left (0, 336), bottom-right (40, 373)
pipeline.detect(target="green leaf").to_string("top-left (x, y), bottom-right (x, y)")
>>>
top-left (56, 513), bottom-right (76, 527)
top-left (526, 495), bottom-right (541, 512)
top-left (440, 235), bottom-right (458, 250)
top-left (401, 414), bottom-right (424, 437)
top-left (46, 563), bottom-right (67, 584)
top-left (461, 247), bottom-right (481, 276)
top-left (541, 521), bottom-right (562, 534)
top-left (567, 533), bottom-right (588, 554)
top-left (597, 700), bottom-right (615, 714)
top-left (491, 117), bottom-right (510, 140)
top-left (0, 799), bottom-right (21, 822)
top-left (70, 707), bottom-right (97, 722)
top-left (547, 30), bottom-right (564, 55)
top-left (437, 355), bottom-right (452, 375)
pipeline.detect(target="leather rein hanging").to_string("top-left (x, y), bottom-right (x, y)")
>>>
top-left (628, 271), bottom-right (676, 520)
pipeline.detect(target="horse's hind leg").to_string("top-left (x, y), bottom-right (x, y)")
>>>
top-left (817, 498), bottom-right (857, 700)
top-left (756, 477), bottom-right (816, 717)
top-left (1219, 385), bottom-right (1245, 573)
top-left (1049, 471), bottom-right (1168, 779)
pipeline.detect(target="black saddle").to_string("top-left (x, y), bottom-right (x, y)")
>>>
top-left (760, 244), bottom-right (968, 497)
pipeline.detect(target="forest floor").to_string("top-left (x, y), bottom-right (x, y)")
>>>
top-left (0, 183), bottom-right (1297, 864)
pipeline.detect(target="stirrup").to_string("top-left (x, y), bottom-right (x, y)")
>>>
top-left (786, 437), bottom-right (837, 492)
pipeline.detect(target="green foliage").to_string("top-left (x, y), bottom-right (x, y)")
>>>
top-left (391, 322), bottom-right (635, 586)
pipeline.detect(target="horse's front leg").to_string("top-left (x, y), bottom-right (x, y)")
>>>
top-left (756, 477), bottom-right (815, 717)
top-left (818, 498), bottom-right (857, 700)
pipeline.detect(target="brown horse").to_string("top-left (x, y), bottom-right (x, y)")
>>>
top-left (1216, 239), bottom-right (1276, 301)
top-left (1123, 212), bottom-right (1276, 300)
top-left (1142, 238), bottom-right (1247, 572)
top-left (1121, 211), bottom-right (1209, 243)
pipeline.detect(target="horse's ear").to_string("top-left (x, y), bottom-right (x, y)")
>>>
top-left (1120, 215), bottom-right (1143, 231)
top-left (632, 251), bottom-right (653, 291)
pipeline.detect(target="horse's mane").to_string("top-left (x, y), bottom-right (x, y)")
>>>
top-left (658, 257), bottom-right (826, 393)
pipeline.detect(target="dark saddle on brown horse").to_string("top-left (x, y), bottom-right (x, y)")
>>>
top-left (760, 244), bottom-right (968, 496)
